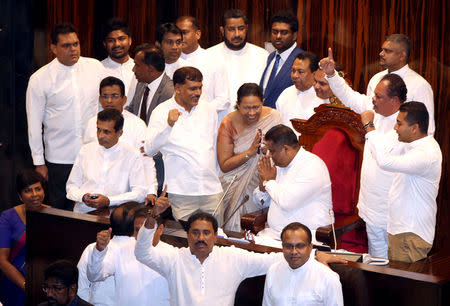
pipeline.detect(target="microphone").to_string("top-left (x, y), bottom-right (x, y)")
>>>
top-left (213, 174), bottom-right (238, 217)
top-left (329, 209), bottom-right (337, 250)
top-left (223, 194), bottom-right (250, 227)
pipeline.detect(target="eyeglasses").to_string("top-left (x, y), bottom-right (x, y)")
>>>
top-left (100, 94), bottom-right (122, 100)
top-left (42, 284), bottom-right (67, 294)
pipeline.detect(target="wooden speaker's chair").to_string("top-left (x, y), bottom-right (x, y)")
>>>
top-left (241, 104), bottom-right (368, 252)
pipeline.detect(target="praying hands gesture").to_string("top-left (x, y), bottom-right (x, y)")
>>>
top-left (319, 48), bottom-right (336, 77)
top-left (258, 154), bottom-right (277, 183)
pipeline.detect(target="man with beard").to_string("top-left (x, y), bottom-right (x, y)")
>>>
top-left (101, 18), bottom-right (134, 96)
top-left (39, 260), bottom-right (92, 306)
top-left (260, 11), bottom-right (303, 108)
top-left (142, 67), bottom-right (223, 223)
top-left (207, 9), bottom-right (268, 121)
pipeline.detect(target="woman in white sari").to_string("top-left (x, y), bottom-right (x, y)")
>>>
top-left (217, 83), bottom-right (281, 231)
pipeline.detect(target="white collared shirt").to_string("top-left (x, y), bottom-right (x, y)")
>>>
top-left (101, 56), bottom-right (135, 96)
top-left (67, 141), bottom-right (147, 213)
top-left (276, 85), bottom-right (329, 135)
top-left (78, 242), bottom-right (115, 306)
top-left (366, 65), bottom-right (435, 135)
top-left (366, 133), bottom-right (442, 244)
top-left (181, 47), bottom-right (230, 113)
top-left (135, 225), bottom-right (283, 306)
top-left (263, 257), bottom-right (343, 306)
top-left (26, 57), bottom-right (105, 165)
top-left (262, 43), bottom-right (297, 90)
top-left (165, 57), bottom-right (191, 79)
top-left (144, 97), bottom-right (222, 195)
top-left (207, 42), bottom-right (268, 121)
top-left (87, 236), bottom-right (170, 306)
top-left (83, 110), bottom-right (157, 195)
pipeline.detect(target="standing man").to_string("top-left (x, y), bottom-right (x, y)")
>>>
top-left (176, 16), bottom-right (230, 114)
top-left (263, 222), bottom-right (343, 305)
top-left (143, 67), bottom-right (223, 223)
top-left (260, 11), bottom-right (303, 108)
top-left (101, 18), bottom-right (134, 96)
top-left (367, 34), bottom-right (434, 134)
top-left (207, 9), bottom-right (268, 121)
top-left (362, 102), bottom-right (442, 262)
top-left (26, 23), bottom-right (104, 210)
top-left (276, 52), bottom-right (327, 135)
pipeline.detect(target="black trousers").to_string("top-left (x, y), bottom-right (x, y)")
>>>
top-left (46, 161), bottom-right (74, 211)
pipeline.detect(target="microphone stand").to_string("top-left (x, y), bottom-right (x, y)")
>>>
top-left (212, 174), bottom-right (237, 217)
top-left (222, 194), bottom-right (250, 228)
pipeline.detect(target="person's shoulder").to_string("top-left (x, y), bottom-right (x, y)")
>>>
top-left (123, 110), bottom-right (146, 126)
top-left (0, 207), bottom-right (18, 220)
top-left (206, 42), bottom-right (224, 53)
top-left (403, 66), bottom-right (432, 88)
top-left (246, 43), bottom-right (269, 56)
top-left (78, 56), bottom-right (103, 67)
top-left (29, 59), bottom-right (56, 82)
top-left (309, 258), bottom-right (340, 279)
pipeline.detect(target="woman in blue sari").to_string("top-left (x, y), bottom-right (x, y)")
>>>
top-left (0, 170), bottom-right (47, 306)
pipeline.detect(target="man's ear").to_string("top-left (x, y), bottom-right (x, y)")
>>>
top-left (196, 29), bottom-right (202, 40)
top-left (155, 41), bottom-right (161, 48)
top-left (50, 44), bottom-right (57, 56)
top-left (68, 284), bottom-right (77, 299)
top-left (219, 26), bottom-right (224, 37)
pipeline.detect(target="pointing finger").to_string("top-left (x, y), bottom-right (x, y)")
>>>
top-left (328, 47), bottom-right (333, 60)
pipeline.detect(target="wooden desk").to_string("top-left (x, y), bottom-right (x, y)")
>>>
top-left (27, 208), bottom-right (449, 306)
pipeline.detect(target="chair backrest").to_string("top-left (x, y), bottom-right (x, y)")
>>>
top-left (291, 104), bottom-right (365, 216)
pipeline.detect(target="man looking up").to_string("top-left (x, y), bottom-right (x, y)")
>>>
top-left (368, 34), bottom-right (434, 134)
top-left (362, 102), bottom-right (442, 262)
top-left (101, 18), bottom-right (134, 96)
top-left (26, 23), bottom-right (104, 210)
top-left (208, 9), bottom-right (268, 121)
top-left (155, 23), bottom-right (190, 79)
top-left (66, 109), bottom-right (147, 213)
top-left (143, 67), bottom-right (223, 223)
top-left (263, 222), bottom-right (343, 305)
top-left (276, 52), bottom-right (327, 135)
top-left (176, 15), bottom-right (230, 114)
top-left (260, 11), bottom-right (303, 108)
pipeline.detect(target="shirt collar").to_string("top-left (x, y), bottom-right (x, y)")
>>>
top-left (181, 46), bottom-right (204, 60)
top-left (54, 57), bottom-right (78, 71)
top-left (276, 43), bottom-right (297, 62)
top-left (223, 42), bottom-right (248, 55)
top-left (286, 256), bottom-right (312, 274)
top-left (389, 64), bottom-right (409, 77)
top-left (148, 72), bottom-right (164, 92)
top-left (296, 85), bottom-right (315, 95)
top-left (104, 56), bottom-right (133, 68)
top-left (101, 141), bottom-right (121, 154)
top-left (408, 135), bottom-right (431, 149)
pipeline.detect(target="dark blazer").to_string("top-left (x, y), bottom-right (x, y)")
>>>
top-left (38, 295), bottom-right (93, 306)
top-left (259, 45), bottom-right (303, 109)
top-left (127, 73), bottom-right (174, 125)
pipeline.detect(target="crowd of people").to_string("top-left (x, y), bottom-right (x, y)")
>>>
top-left (0, 8), bottom-right (443, 306)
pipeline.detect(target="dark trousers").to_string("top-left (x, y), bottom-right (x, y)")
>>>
top-left (154, 153), bottom-right (165, 196)
top-left (46, 161), bottom-right (74, 211)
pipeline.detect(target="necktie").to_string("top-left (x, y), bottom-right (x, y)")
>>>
top-left (266, 54), bottom-right (281, 88)
top-left (140, 86), bottom-right (150, 121)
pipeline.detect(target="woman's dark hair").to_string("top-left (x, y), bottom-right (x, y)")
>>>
top-left (235, 83), bottom-right (263, 109)
top-left (16, 169), bottom-right (45, 194)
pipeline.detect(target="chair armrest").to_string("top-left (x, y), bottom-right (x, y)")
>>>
top-left (241, 208), bottom-right (269, 234)
top-left (316, 215), bottom-right (365, 249)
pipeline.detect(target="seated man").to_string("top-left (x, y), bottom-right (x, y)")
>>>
top-left (263, 222), bottom-right (343, 305)
top-left (253, 124), bottom-right (332, 242)
top-left (66, 109), bottom-right (147, 213)
top-left (40, 260), bottom-right (92, 306)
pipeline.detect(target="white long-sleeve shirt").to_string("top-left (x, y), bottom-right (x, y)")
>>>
top-left (83, 110), bottom-right (157, 195)
top-left (255, 148), bottom-right (332, 236)
top-left (78, 242), bottom-right (115, 306)
top-left (26, 57), bottom-right (104, 165)
top-left (181, 47), bottom-right (230, 113)
top-left (165, 57), bottom-right (190, 79)
top-left (275, 85), bottom-right (329, 135)
top-left (367, 65), bottom-right (435, 134)
top-left (135, 225), bottom-right (283, 306)
top-left (87, 236), bottom-right (170, 306)
top-left (263, 257), bottom-right (343, 306)
top-left (366, 132), bottom-right (442, 244)
top-left (66, 141), bottom-right (147, 213)
top-left (144, 98), bottom-right (222, 196)
top-left (101, 56), bottom-right (135, 96)
top-left (207, 42), bottom-right (268, 121)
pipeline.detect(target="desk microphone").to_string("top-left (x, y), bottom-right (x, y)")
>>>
top-left (213, 174), bottom-right (237, 217)
top-left (329, 209), bottom-right (337, 250)
top-left (223, 195), bottom-right (250, 227)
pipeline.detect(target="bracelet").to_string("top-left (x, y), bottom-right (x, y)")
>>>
top-left (363, 121), bottom-right (375, 130)
top-left (244, 153), bottom-right (249, 159)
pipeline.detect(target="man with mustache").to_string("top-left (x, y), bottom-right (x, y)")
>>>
top-left (26, 23), bottom-right (105, 211)
top-left (260, 11), bottom-right (303, 109)
top-left (101, 18), bottom-right (134, 97)
top-left (143, 67), bottom-right (223, 223)
top-left (207, 9), bottom-right (268, 121)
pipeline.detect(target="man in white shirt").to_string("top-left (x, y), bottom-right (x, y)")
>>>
top-left (26, 23), bottom-right (104, 210)
top-left (276, 51), bottom-right (328, 136)
top-left (254, 124), bottom-right (332, 241)
top-left (260, 11), bottom-right (303, 108)
top-left (207, 9), bottom-right (268, 121)
top-left (176, 16), bottom-right (230, 113)
top-left (367, 34), bottom-right (435, 134)
top-left (87, 203), bottom-right (170, 306)
top-left (320, 51), bottom-right (410, 258)
top-left (143, 67), bottom-right (223, 222)
top-left (66, 109), bottom-right (147, 213)
top-left (83, 76), bottom-right (157, 201)
top-left (101, 18), bottom-right (134, 96)
top-left (155, 23), bottom-right (191, 79)
top-left (263, 222), bottom-right (343, 306)
top-left (362, 102), bottom-right (442, 262)
top-left (135, 202), bottom-right (347, 306)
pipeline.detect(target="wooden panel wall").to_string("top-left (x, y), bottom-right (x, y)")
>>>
top-left (41, 0), bottom-right (449, 253)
